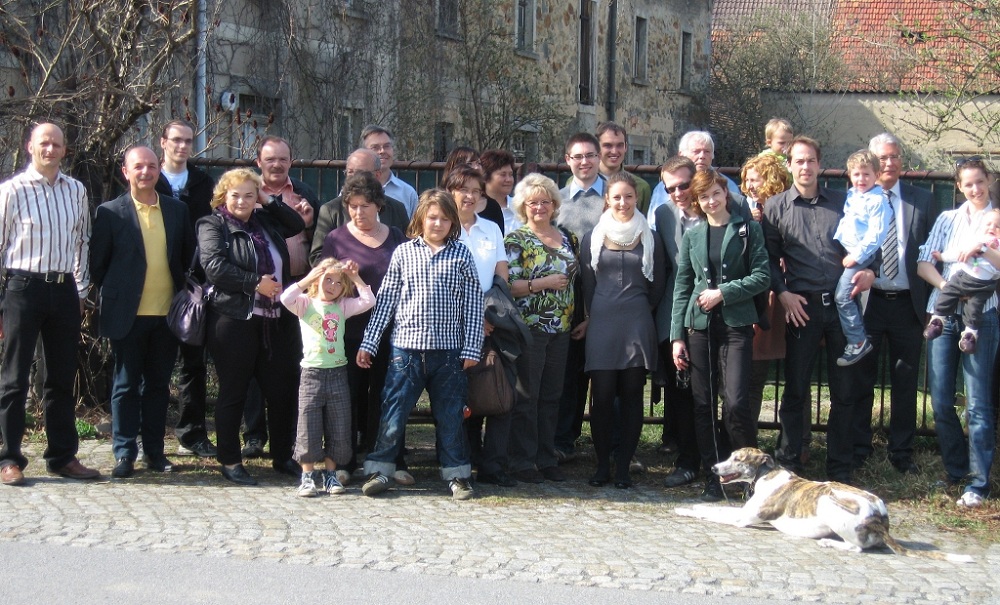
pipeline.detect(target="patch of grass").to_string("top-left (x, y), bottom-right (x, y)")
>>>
top-left (75, 418), bottom-right (98, 440)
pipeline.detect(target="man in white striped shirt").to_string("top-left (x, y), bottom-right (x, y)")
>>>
top-left (0, 123), bottom-right (98, 486)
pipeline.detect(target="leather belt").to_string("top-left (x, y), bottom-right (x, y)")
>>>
top-left (4, 269), bottom-right (71, 283)
top-left (870, 289), bottom-right (909, 300)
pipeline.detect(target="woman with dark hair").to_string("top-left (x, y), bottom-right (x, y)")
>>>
top-left (197, 168), bottom-right (306, 485)
top-left (670, 169), bottom-right (769, 501)
top-left (579, 172), bottom-right (666, 489)
top-left (480, 149), bottom-right (520, 234)
top-left (917, 157), bottom-right (999, 509)
top-left (444, 164), bottom-right (512, 485)
top-left (442, 147), bottom-right (504, 232)
top-left (319, 172), bottom-right (410, 484)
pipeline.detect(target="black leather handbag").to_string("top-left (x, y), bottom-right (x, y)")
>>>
top-left (167, 251), bottom-right (209, 346)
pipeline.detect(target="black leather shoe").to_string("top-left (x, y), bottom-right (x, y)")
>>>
top-left (221, 464), bottom-right (257, 486)
top-left (615, 477), bottom-right (632, 489)
top-left (112, 458), bottom-right (135, 479)
top-left (143, 455), bottom-right (174, 473)
top-left (588, 471), bottom-right (610, 487)
top-left (477, 471), bottom-right (517, 487)
top-left (272, 459), bottom-right (302, 476)
top-left (241, 438), bottom-right (266, 459)
top-left (700, 479), bottom-right (724, 502)
top-left (540, 466), bottom-right (566, 482)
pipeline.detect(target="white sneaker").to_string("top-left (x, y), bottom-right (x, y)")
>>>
top-left (335, 469), bottom-right (351, 486)
top-left (323, 470), bottom-right (346, 495)
top-left (957, 491), bottom-right (984, 508)
top-left (297, 472), bottom-right (318, 498)
top-left (393, 469), bottom-right (416, 485)
top-left (449, 477), bottom-right (474, 500)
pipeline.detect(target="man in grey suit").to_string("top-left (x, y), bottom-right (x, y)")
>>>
top-left (91, 146), bottom-right (194, 478)
top-left (849, 133), bottom-right (937, 474)
top-left (653, 156), bottom-right (702, 488)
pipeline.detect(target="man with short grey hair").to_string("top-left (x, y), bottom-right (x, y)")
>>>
top-left (848, 133), bottom-right (936, 475)
top-left (360, 125), bottom-right (419, 217)
top-left (678, 130), bottom-right (745, 203)
top-left (309, 148), bottom-right (410, 265)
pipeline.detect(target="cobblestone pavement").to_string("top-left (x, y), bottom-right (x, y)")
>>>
top-left (1, 438), bottom-right (997, 605)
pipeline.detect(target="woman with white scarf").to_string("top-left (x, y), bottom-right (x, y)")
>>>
top-left (579, 172), bottom-right (666, 489)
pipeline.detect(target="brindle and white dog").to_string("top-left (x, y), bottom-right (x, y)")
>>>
top-left (675, 448), bottom-right (973, 562)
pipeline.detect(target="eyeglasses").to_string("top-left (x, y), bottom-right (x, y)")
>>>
top-left (567, 153), bottom-right (598, 162)
top-left (665, 181), bottom-right (692, 194)
top-left (526, 199), bottom-right (553, 208)
top-left (455, 187), bottom-right (482, 197)
top-left (368, 143), bottom-right (393, 152)
top-left (877, 154), bottom-right (901, 162)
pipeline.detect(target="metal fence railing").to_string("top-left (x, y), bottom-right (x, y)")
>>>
top-left (194, 158), bottom-right (961, 436)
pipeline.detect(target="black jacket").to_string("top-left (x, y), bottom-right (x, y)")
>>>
top-left (196, 198), bottom-right (305, 320)
top-left (154, 161), bottom-right (215, 226)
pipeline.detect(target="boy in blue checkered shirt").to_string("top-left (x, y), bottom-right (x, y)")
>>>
top-left (356, 189), bottom-right (484, 500)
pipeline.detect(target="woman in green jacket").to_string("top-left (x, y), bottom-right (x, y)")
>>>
top-left (669, 169), bottom-right (770, 501)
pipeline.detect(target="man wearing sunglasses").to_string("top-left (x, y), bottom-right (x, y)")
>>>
top-left (652, 155), bottom-right (702, 489)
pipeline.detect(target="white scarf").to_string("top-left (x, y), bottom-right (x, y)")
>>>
top-left (590, 209), bottom-right (655, 281)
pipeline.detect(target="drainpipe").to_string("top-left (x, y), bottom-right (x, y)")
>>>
top-left (194, 0), bottom-right (208, 152)
top-left (606, 0), bottom-right (618, 121)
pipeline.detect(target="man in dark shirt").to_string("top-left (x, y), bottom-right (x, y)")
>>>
top-left (762, 136), bottom-right (873, 483)
top-left (155, 120), bottom-right (217, 458)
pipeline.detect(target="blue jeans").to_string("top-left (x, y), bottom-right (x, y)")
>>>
top-left (835, 266), bottom-right (867, 345)
top-left (110, 316), bottom-right (179, 461)
top-left (363, 348), bottom-right (471, 481)
top-left (927, 311), bottom-right (997, 497)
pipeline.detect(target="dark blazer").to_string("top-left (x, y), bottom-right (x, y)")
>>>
top-left (154, 161), bottom-right (215, 226)
top-left (652, 201), bottom-right (685, 343)
top-left (895, 183), bottom-right (937, 319)
top-left (309, 193), bottom-right (410, 266)
top-left (90, 192), bottom-right (194, 340)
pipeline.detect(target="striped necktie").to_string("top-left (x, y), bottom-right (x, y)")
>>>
top-left (882, 191), bottom-right (899, 280)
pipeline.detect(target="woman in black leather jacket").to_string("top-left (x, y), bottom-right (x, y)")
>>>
top-left (197, 168), bottom-right (305, 485)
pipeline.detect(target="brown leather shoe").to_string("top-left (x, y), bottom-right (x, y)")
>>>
top-left (1, 464), bottom-right (25, 486)
top-left (52, 458), bottom-right (100, 480)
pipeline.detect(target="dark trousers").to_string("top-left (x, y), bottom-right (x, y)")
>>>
top-left (850, 290), bottom-right (923, 465)
top-left (778, 293), bottom-right (855, 479)
top-left (553, 336), bottom-right (589, 453)
top-left (109, 316), bottom-right (178, 461)
top-left (0, 276), bottom-right (81, 470)
top-left (241, 379), bottom-right (268, 446)
top-left (206, 310), bottom-right (300, 466)
top-left (509, 331), bottom-right (570, 473)
top-left (590, 367), bottom-right (647, 480)
top-left (659, 340), bottom-right (700, 472)
top-left (935, 272), bottom-right (997, 331)
top-left (174, 341), bottom-right (209, 447)
top-left (688, 321), bottom-right (757, 473)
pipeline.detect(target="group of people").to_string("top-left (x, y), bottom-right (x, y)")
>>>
top-left (0, 119), bottom-right (994, 510)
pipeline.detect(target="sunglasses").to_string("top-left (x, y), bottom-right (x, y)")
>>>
top-left (956, 155), bottom-right (984, 168)
top-left (665, 181), bottom-right (692, 194)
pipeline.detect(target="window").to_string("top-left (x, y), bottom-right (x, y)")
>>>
top-left (633, 16), bottom-right (648, 82)
top-left (515, 0), bottom-right (536, 53)
top-left (579, 1), bottom-right (596, 105)
top-left (631, 148), bottom-right (648, 165)
top-left (338, 109), bottom-right (364, 158)
top-left (237, 93), bottom-right (280, 158)
top-left (437, 0), bottom-right (460, 36)
top-left (512, 127), bottom-right (540, 163)
top-left (680, 31), bottom-right (693, 91)
top-left (433, 122), bottom-right (454, 162)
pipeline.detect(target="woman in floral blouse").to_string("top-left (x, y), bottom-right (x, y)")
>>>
top-left (504, 173), bottom-right (579, 484)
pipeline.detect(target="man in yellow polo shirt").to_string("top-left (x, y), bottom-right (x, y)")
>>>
top-left (91, 146), bottom-right (194, 478)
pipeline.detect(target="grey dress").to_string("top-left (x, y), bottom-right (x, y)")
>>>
top-left (580, 232), bottom-right (667, 372)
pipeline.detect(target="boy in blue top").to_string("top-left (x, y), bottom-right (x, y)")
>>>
top-left (834, 150), bottom-right (892, 366)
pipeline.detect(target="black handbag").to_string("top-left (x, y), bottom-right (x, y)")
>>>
top-left (167, 251), bottom-right (209, 346)
top-left (465, 338), bottom-right (515, 417)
